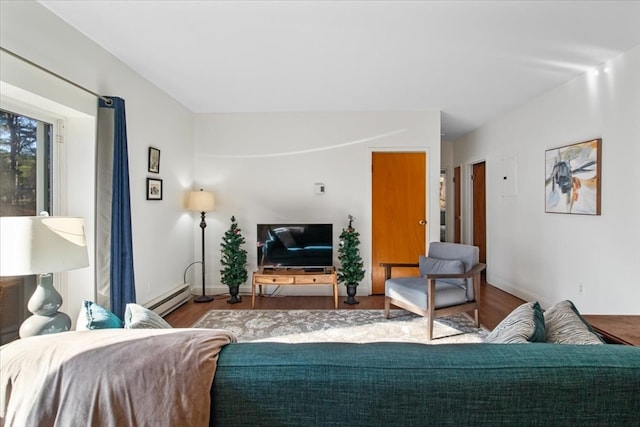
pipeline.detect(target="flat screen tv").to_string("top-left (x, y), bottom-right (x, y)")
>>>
top-left (257, 224), bottom-right (333, 269)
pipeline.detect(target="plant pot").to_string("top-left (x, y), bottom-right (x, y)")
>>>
top-left (344, 283), bottom-right (359, 305)
top-left (227, 286), bottom-right (242, 304)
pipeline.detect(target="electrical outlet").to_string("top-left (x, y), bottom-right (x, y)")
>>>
top-left (578, 283), bottom-right (585, 295)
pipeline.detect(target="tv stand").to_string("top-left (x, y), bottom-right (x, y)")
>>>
top-left (252, 267), bottom-right (338, 309)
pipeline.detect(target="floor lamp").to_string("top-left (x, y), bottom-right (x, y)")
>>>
top-left (0, 215), bottom-right (89, 338)
top-left (187, 189), bottom-right (216, 303)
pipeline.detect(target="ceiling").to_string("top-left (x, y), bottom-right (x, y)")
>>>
top-left (38, 1), bottom-right (640, 140)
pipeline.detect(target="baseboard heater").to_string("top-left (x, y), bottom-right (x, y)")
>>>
top-left (144, 284), bottom-right (191, 317)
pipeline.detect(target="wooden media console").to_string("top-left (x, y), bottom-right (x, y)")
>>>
top-left (252, 267), bottom-right (338, 309)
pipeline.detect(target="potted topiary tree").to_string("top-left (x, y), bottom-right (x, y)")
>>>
top-left (337, 215), bottom-right (365, 305)
top-left (220, 216), bottom-right (248, 304)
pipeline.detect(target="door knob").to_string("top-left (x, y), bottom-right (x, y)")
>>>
top-left (418, 220), bottom-right (427, 225)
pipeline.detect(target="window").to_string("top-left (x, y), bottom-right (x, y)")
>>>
top-left (0, 109), bottom-right (53, 215)
top-left (0, 108), bottom-right (56, 344)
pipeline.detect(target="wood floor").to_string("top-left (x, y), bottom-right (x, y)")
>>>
top-left (164, 279), bottom-right (524, 331)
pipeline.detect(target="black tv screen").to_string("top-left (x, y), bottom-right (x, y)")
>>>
top-left (257, 224), bottom-right (333, 268)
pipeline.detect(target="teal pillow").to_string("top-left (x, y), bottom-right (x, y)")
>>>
top-left (76, 300), bottom-right (123, 330)
top-left (484, 301), bottom-right (545, 343)
top-left (544, 300), bottom-right (604, 344)
top-left (124, 303), bottom-right (172, 329)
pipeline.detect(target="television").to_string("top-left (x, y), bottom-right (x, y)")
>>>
top-left (257, 224), bottom-right (333, 269)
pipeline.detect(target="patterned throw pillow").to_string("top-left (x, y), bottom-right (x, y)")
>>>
top-left (484, 301), bottom-right (545, 343)
top-left (544, 300), bottom-right (604, 344)
top-left (124, 303), bottom-right (172, 329)
top-left (76, 300), bottom-right (123, 330)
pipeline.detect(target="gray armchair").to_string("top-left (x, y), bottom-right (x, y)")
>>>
top-left (381, 242), bottom-right (486, 340)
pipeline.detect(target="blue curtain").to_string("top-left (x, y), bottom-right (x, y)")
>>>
top-left (97, 97), bottom-right (136, 319)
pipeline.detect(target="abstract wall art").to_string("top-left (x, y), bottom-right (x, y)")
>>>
top-left (545, 139), bottom-right (601, 215)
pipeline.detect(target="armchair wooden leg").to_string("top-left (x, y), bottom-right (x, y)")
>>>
top-left (427, 279), bottom-right (436, 341)
top-left (384, 298), bottom-right (390, 319)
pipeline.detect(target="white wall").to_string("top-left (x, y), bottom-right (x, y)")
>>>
top-left (1, 1), bottom-right (196, 322)
top-left (193, 111), bottom-right (441, 296)
top-left (454, 45), bottom-right (640, 314)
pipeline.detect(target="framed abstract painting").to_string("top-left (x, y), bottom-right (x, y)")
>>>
top-left (545, 139), bottom-right (601, 215)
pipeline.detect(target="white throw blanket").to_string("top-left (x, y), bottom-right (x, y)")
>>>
top-left (1, 328), bottom-right (236, 427)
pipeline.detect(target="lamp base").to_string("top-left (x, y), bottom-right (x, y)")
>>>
top-left (19, 311), bottom-right (71, 338)
top-left (19, 273), bottom-right (71, 338)
top-left (194, 294), bottom-right (214, 303)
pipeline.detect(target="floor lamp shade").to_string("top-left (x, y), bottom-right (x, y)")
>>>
top-left (187, 189), bottom-right (215, 303)
top-left (0, 216), bottom-right (89, 337)
top-left (187, 189), bottom-right (215, 212)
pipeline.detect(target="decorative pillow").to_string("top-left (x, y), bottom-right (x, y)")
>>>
top-left (484, 301), bottom-right (545, 343)
top-left (544, 300), bottom-right (604, 344)
top-left (124, 303), bottom-right (172, 329)
top-left (76, 300), bottom-right (123, 330)
top-left (419, 256), bottom-right (465, 285)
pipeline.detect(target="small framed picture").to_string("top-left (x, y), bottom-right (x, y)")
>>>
top-left (148, 147), bottom-right (160, 173)
top-left (146, 178), bottom-right (163, 200)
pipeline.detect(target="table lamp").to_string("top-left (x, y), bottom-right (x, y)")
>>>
top-left (0, 215), bottom-right (89, 338)
top-left (187, 189), bottom-right (215, 303)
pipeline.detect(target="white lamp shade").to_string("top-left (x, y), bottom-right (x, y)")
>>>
top-left (187, 190), bottom-right (215, 212)
top-left (0, 216), bottom-right (89, 276)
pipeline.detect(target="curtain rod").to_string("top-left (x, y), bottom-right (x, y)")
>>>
top-left (0, 46), bottom-right (112, 106)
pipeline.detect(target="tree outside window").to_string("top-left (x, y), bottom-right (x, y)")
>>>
top-left (0, 110), bottom-right (52, 216)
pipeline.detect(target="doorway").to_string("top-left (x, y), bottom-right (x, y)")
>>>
top-left (454, 166), bottom-right (461, 243)
top-left (472, 161), bottom-right (487, 264)
top-left (371, 152), bottom-right (427, 294)
top-left (439, 169), bottom-right (446, 242)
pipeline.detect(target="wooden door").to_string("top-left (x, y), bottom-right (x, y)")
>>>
top-left (371, 152), bottom-right (426, 294)
top-left (454, 166), bottom-right (461, 243)
top-left (472, 162), bottom-right (487, 264)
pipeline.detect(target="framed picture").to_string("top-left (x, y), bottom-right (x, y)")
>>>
top-left (146, 178), bottom-right (163, 200)
top-left (148, 147), bottom-right (160, 173)
top-left (545, 139), bottom-right (601, 215)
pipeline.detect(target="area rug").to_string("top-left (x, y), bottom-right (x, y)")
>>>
top-left (191, 310), bottom-right (488, 344)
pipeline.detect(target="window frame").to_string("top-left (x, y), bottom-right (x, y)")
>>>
top-left (0, 97), bottom-right (66, 216)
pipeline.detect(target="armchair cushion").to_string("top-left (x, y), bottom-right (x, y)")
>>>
top-left (427, 242), bottom-right (478, 272)
top-left (484, 301), bottom-right (545, 343)
top-left (427, 242), bottom-right (480, 301)
top-left (385, 277), bottom-right (467, 311)
top-left (419, 256), bottom-right (465, 285)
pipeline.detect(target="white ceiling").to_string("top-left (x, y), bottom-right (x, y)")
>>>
top-left (39, 1), bottom-right (640, 140)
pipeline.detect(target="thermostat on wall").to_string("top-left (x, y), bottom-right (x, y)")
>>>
top-left (314, 182), bottom-right (325, 195)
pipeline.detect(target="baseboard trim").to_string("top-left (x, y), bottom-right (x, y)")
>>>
top-left (486, 277), bottom-right (553, 310)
